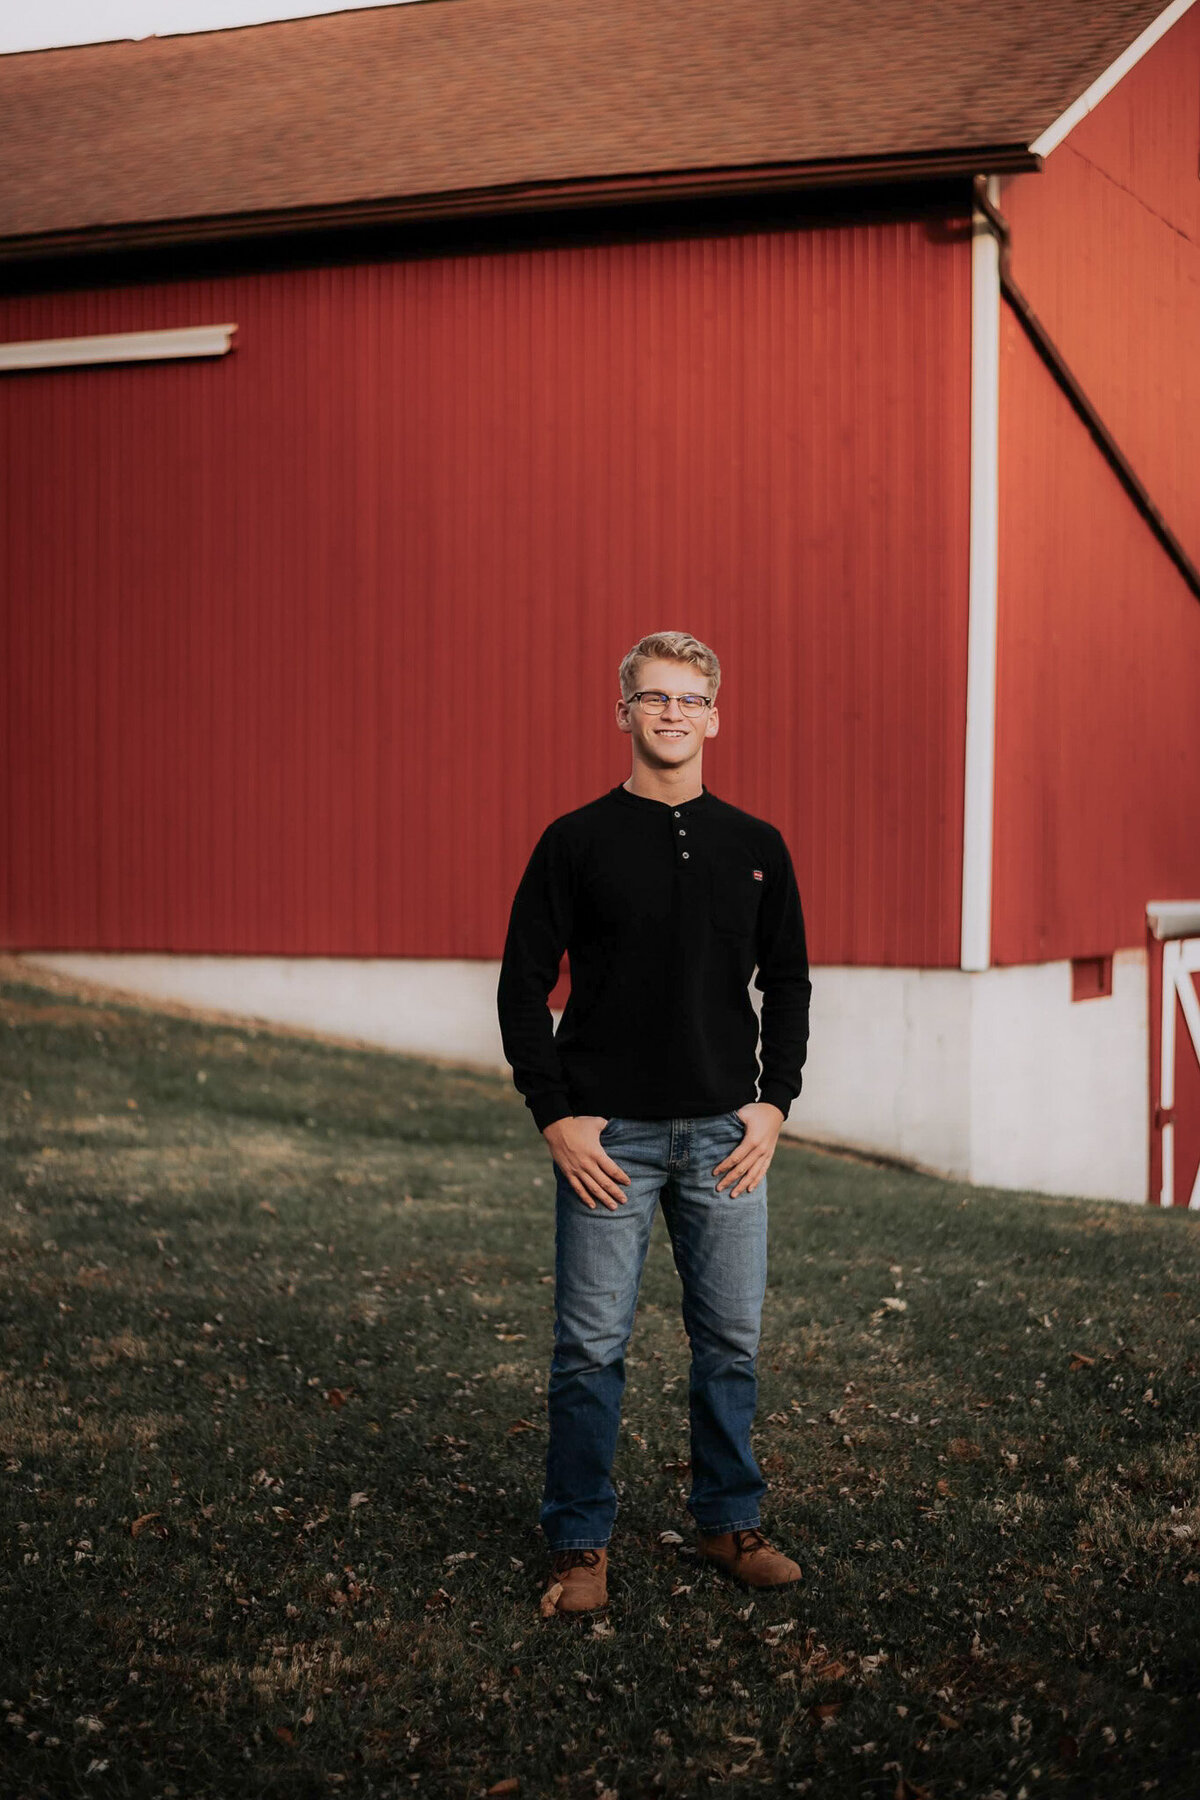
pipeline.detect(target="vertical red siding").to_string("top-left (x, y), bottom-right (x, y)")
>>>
top-left (1, 217), bottom-right (971, 966)
top-left (992, 6), bottom-right (1200, 964)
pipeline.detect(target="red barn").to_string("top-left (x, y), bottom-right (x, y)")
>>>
top-left (2, 1), bottom-right (1198, 1204)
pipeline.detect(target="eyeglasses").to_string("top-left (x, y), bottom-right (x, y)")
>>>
top-left (627, 690), bottom-right (714, 717)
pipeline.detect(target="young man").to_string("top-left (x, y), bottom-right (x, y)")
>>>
top-left (497, 631), bottom-right (811, 1615)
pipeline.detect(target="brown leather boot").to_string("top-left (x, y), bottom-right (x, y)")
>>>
top-left (698, 1527), bottom-right (802, 1588)
top-left (542, 1546), bottom-right (608, 1615)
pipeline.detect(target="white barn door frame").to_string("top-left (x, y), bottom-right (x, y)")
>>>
top-left (1148, 904), bottom-right (1200, 1208)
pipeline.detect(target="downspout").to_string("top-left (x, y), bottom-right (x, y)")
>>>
top-left (972, 175), bottom-right (1200, 604)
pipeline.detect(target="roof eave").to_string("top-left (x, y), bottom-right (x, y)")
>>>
top-left (0, 144), bottom-right (1042, 266)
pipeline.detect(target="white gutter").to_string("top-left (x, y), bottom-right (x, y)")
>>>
top-left (0, 324), bottom-right (237, 373)
top-left (1031, 0), bottom-right (1198, 158)
top-left (960, 175), bottom-right (1001, 974)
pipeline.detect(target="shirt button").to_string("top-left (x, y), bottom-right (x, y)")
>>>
top-left (673, 810), bottom-right (681, 818)
top-left (681, 851), bottom-right (690, 860)
top-left (678, 829), bottom-right (686, 837)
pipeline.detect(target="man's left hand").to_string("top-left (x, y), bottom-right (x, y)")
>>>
top-left (713, 1102), bottom-right (786, 1197)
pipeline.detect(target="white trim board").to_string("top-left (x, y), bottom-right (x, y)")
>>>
top-left (960, 176), bottom-right (1001, 973)
top-left (1030, 0), bottom-right (1198, 158)
top-left (1147, 900), bottom-right (1200, 941)
top-left (0, 325), bottom-right (237, 373)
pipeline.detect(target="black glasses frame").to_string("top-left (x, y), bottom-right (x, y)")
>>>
top-left (626, 690), bottom-right (714, 713)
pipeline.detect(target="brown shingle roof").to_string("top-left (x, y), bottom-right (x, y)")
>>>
top-left (0, 0), bottom-right (1174, 252)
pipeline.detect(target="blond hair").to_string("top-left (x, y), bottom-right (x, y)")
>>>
top-left (618, 631), bottom-right (721, 702)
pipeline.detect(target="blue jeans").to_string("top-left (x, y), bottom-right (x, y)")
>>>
top-left (541, 1111), bottom-right (768, 1550)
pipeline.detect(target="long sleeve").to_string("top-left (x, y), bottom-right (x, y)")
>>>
top-left (496, 823), bottom-right (576, 1131)
top-left (752, 829), bottom-right (812, 1118)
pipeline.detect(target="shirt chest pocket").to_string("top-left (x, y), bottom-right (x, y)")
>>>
top-left (710, 864), bottom-right (763, 938)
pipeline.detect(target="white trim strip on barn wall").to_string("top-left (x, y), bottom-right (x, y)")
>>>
top-left (0, 324), bottom-right (237, 373)
top-left (960, 176), bottom-right (1001, 975)
top-left (1030, 0), bottom-right (1198, 158)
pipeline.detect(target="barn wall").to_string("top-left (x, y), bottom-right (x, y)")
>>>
top-left (992, 4), bottom-right (1200, 966)
top-left (1, 218), bottom-right (971, 966)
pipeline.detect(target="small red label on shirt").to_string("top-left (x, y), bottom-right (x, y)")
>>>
top-left (752, 869), bottom-right (763, 880)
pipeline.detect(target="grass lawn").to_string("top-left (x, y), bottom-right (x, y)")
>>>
top-left (1, 965), bottom-right (1198, 1800)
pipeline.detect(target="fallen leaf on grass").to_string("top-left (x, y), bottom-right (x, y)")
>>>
top-left (325, 1389), bottom-right (348, 1409)
top-left (894, 1778), bottom-right (931, 1800)
top-left (487, 1781), bottom-right (520, 1796)
top-left (947, 1438), bottom-right (981, 1461)
top-left (259, 1201), bottom-right (277, 1216)
top-left (275, 1726), bottom-right (294, 1745)
top-left (507, 1418), bottom-right (538, 1435)
top-left (935, 1479), bottom-right (951, 1496)
top-left (658, 1530), bottom-right (684, 1545)
top-left (348, 1491), bottom-right (369, 1508)
top-left (1069, 1351), bottom-right (1096, 1370)
top-left (937, 1711), bottom-right (962, 1731)
top-left (809, 1702), bottom-right (842, 1727)
top-left (880, 1297), bottom-right (907, 1312)
top-left (130, 1513), bottom-right (165, 1538)
top-left (539, 1582), bottom-right (563, 1618)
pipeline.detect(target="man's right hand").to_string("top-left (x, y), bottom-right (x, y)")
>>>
top-left (542, 1116), bottom-right (631, 1211)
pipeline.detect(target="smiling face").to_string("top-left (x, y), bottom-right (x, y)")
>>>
top-left (615, 655), bottom-right (720, 776)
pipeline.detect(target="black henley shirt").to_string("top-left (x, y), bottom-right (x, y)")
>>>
top-left (497, 783), bottom-right (812, 1131)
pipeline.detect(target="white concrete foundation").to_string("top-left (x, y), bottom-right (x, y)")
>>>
top-left (966, 952), bottom-right (1147, 1202)
top-left (22, 949), bottom-right (1150, 1203)
top-left (22, 953), bottom-right (509, 1069)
